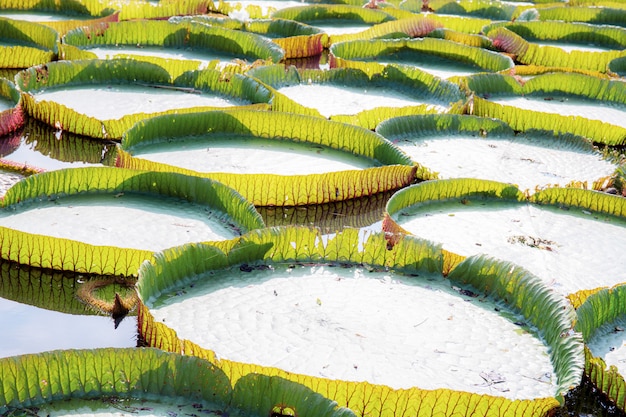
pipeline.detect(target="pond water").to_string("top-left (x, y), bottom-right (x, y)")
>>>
top-left (0, 297), bottom-right (137, 358)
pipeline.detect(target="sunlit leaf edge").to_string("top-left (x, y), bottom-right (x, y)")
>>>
top-left (447, 254), bottom-right (584, 397)
top-left (537, 5), bottom-right (626, 27)
top-left (330, 15), bottom-right (442, 44)
top-left (116, 149), bottom-right (419, 206)
top-left (0, 16), bottom-right (59, 51)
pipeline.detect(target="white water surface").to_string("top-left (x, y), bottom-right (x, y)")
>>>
top-left (491, 96), bottom-right (626, 129)
top-left (149, 264), bottom-right (557, 400)
top-left (33, 85), bottom-right (249, 120)
top-left (0, 194), bottom-right (238, 251)
top-left (393, 201), bottom-right (626, 295)
top-left (133, 136), bottom-right (378, 175)
top-left (277, 84), bottom-right (445, 117)
top-left (393, 134), bottom-right (617, 192)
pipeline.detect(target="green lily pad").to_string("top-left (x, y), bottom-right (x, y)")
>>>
top-left (376, 114), bottom-right (619, 192)
top-left (575, 285), bottom-right (626, 413)
top-left (0, 167), bottom-right (263, 273)
top-left (536, 5), bottom-right (626, 28)
top-left (486, 26), bottom-right (626, 72)
top-left (330, 37), bottom-right (513, 80)
top-left (15, 59), bottom-right (275, 139)
top-left (60, 19), bottom-right (284, 78)
top-left (176, 15), bottom-right (327, 59)
top-left (135, 227), bottom-right (581, 415)
top-left (484, 20), bottom-right (626, 52)
top-left (384, 178), bottom-right (626, 296)
top-left (248, 65), bottom-right (451, 127)
top-left (1, 347), bottom-right (352, 417)
top-left (466, 72), bottom-right (626, 146)
top-left (271, 4), bottom-right (395, 45)
top-left (116, 109), bottom-right (423, 206)
top-left (0, 0), bottom-right (119, 36)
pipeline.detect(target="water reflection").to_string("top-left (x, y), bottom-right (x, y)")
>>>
top-left (0, 117), bottom-right (116, 171)
top-left (0, 297), bottom-right (137, 359)
top-left (0, 260), bottom-right (138, 359)
top-left (257, 191), bottom-right (393, 233)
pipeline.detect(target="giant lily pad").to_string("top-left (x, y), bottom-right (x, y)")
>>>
top-left (116, 109), bottom-right (427, 206)
top-left (484, 20), bottom-right (626, 52)
top-left (0, 347), bottom-right (354, 417)
top-left (330, 37), bottom-right (514, 80)
top-left (177, 14), bottom-right (327, 59)
top-left (15, 59), bottom-right (275, 139)
top-left (486, 26), bottom-right (626, 73)
top-left (271, 4), bottom-right (395, 46)
top-left (248, 64), bottom-right (453, 128)
top-left (466, 72), bottom-right (626, 146)
top-left (135, 226), bottom-right (582, 416)
top-left (117, 0), bottom-right (215, 21)
top-left (535, 5), bottom-right (626, 28)
top-left (383, 178), bottom-right (626, 296)
top-left (0, 17), bottom-right (58, 68)
top-left (0, 167), bottom-right (263, 274)
top-left (0, 0), bottom-right (119, 36)
top-left (60, 19), bottom-right (284, 78)
top-left (376, 114), bottom-right (619, 193)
